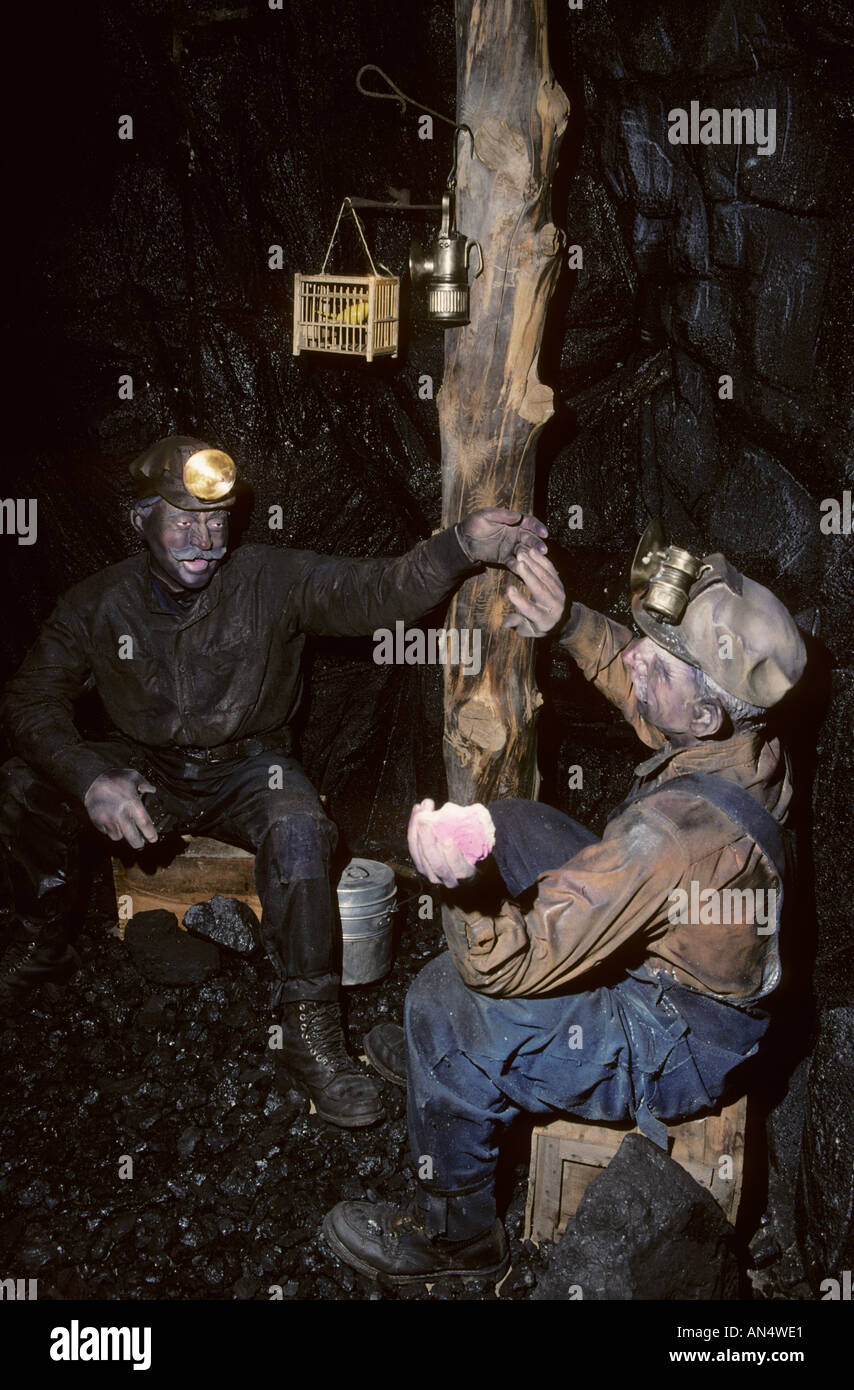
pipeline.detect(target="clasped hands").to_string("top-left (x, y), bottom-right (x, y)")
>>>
top-left (411, 508), bottom-right (566, 886)
top-left (457, 507), bottom-right (565, 639)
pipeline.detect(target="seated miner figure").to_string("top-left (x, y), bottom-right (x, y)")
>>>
top-left (0, 435), bottom-right (550, 1129)
top-left (323, 524), bottom-right (807, 1282)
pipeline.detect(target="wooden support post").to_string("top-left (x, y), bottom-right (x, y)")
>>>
top-left (440, 0), bottom-right (570, 804)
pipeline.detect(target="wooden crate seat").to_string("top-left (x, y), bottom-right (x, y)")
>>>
top-left (524, 1094), bottom-right (748, 1245)
top-left (112, 836), bottom-right (260, 932)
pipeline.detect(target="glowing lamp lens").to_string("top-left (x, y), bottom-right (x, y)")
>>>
top-left (183, 449), bottom-right (236, 501)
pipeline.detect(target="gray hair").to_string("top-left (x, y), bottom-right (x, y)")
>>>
top-left (693, 667), bottom-right (766, 731)
top-left (129, 494), bottom-right (161, 522)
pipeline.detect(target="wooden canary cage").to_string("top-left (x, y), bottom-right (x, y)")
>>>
top-left (292, 198), bottom-right (399, 362)
top-left (293, 271), bottom-right (399, 362)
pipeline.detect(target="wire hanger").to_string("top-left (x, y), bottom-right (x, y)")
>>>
top-left (356, 64), bottom-right (475, 189)
top-left (320, 198), bottom-right (393, 277)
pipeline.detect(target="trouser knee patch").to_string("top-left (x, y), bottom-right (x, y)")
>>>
top-left (258, 812), bottom-right (333, 882)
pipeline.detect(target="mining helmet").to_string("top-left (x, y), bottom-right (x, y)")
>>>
top-left (129, 435), bottom-right (238, 510)
top-left (630, 518), bottom-right (806, 709)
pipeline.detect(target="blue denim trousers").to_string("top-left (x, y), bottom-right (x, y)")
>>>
top-left (404, 798), bottom-right (769, 1239)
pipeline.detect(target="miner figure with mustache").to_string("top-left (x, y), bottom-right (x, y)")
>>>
top-left (0, 435), bottom-right (548, 1128)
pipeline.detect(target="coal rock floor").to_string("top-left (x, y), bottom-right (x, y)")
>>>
top-left (0, 874), bottom-right (546, 1302)
top-left (0, 870), bottom-right (801, 1302)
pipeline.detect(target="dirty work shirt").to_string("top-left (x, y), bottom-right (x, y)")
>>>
top-left (1, 529), bottom-right (474, 803)
top-left (442, 603), bottom-right (792, 1002)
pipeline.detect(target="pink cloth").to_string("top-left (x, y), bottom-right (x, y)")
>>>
top-left (424, 802), bottom-right (495, 863)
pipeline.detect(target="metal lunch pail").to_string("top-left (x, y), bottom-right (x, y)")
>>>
top-left (337, 858), bottom-right (397, 986)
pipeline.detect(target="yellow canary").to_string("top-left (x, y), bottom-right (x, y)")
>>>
top-left (322, 300), bottom-right (369, 324)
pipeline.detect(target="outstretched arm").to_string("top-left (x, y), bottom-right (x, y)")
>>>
top-left (290, 509), bottom-right (549, 637)
top-left (559, 603), bottom-right (666, 751)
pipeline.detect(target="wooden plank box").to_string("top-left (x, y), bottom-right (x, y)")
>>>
top-left (112, 836), bottom-right (260, 934)
top-left (524, 1094), bottom-right (747, 1245)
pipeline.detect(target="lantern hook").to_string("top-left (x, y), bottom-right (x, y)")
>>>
top-left (356, 63), bottom-right (475, 183)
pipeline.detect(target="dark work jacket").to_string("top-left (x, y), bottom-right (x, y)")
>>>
top-left (2, 529), bottom-right (475, 803)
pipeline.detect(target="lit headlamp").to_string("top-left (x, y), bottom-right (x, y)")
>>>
top-left (630, 518), bottom-right (704, 625)
top-left (129, 436), bottom-right (238, 511)
top-left (182, 449), bottom-right (236, 502)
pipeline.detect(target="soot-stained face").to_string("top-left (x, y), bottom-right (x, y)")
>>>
top-left (133, 498), bottom-right (229, 592)
top-left (621, 635), bottom-right (722, 744)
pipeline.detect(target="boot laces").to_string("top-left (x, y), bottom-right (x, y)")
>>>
top-left (298, 1001), bottom-right (353, 1070)
top-left (0, 938), bottom-right (32, 981)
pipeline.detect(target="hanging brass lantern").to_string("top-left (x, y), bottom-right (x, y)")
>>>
top-left (409, 190), bottom-right (483, 326)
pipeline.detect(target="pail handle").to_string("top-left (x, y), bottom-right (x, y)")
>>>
top-left (343, 864), bottom-right (372, 882)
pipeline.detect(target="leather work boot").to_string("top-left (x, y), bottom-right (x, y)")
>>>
top-left (279, 1000), bottom-right (383, 1128)
top-left (323, 1200), bottom-right (509, 1284)
top-left (363, 1021), bottom-right (406, 1088)
top-left (0, 934), bottom-right (80, 1017)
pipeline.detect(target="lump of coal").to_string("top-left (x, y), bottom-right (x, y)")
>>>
top-left (125, 911), bottom-right (220, 986)
top-left (532, 1132), bottom-right (739, 1301)
top-left (183, 895), bottom-right (260, 956)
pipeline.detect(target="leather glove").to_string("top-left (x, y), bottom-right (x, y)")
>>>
top-left (503, 547), bottom-right (566, 638)
top-left (83, 769), bottom-right (159, 850)
top-left (408, 798), bottom-right (495, 888)
top-left (456, 507), bottom-right (548, 567)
